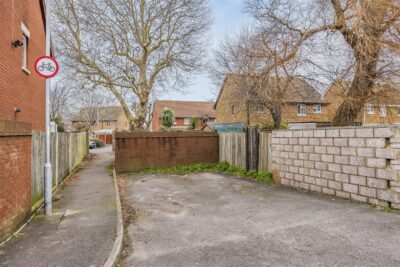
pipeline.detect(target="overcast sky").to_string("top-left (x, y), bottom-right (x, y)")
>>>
top-left (159, 0), bottom-right (250, 102)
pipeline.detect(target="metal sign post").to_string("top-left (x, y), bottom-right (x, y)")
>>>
top-left (34, 0), bottom-right (59, 216)
top-left (44, 0), bottom-right (52, 215)
top-left (43, 0), bottom-right (55, 215)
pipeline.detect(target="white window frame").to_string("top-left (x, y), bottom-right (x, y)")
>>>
top-left (184, 118), bottom-right (191, 125)
top-left (380, 106), bottom-right (387, 117)
top-left (254, 104), bottom-right (264, 113)
top-left (312, 104), bottom-right (321, 113)
top-left (366, 105), bottom-right (374, 115)
top-left (297, 104), bottom-right (307, 116)
top-left (21, 23), bottom-right (30, 74)
top-left (231, 105), bottom-right (236, 116)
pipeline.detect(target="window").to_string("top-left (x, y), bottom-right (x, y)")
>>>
top-left (366, 105), bottom-right (374, 114)
top-left (254, 104), bottom-right (264, 113)
top-left (107, 121), bottom-right (111, 126)
top-left (297, 104), bottom-right (307, 116)
top-left (21, 23), bottom-right (30, 74)
top-left (312, 104), bottom-right (321, 113)
top-left (231, 105), bottom-right (236, 116)
top-left (184, 118), bottom-right (190, 125)
top-left (380, 106), bottom-right (387, 117)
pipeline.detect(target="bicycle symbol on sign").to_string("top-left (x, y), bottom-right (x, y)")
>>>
top-left (38, 62), bottom-right (56, 72)
top-left (34, 56), bottom-right (59, 78)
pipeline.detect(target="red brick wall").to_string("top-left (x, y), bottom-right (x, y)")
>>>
top-left (0, 0), bottom-right (46, 131)
top-left (151, 112), bottom-right (161, 132)
top-left (115, 132), bottom-right (219, 172)
top-left (0, 135), bottom-right (32, 242)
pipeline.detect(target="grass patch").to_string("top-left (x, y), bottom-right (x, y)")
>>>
top-left (132, 161), bottom-right (274, 184)
top-left (374, 205), bottom-right (394, 212)
top-left (10, 231), bottom-right (24, 239)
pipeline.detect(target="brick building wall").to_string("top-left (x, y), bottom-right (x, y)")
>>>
top-left (115, 132), bottom-right (219, 172)
top-left (323, 82), bottom-right (400, 125)
top-left (117, 111), bottom-right (130, 131)
top-left (272, 126), bottom-right (400, 209)
top-left (0, 0), bottom-right (46, 131)
top-left (362, 106), bottom-right (400, 125)
top-left (0, 134), bottom-right (32, 242)
top-left (215, 76), bottom-right (330, 127)
top-left (151, 114), bottom-right (161, 132)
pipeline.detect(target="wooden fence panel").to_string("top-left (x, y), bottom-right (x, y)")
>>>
top-left (219, 133), bottom-right (246, 169)
top-left (31, 132), bottom-right (88, 208)
top-left (247, 127), bottom-right (259, 170)
top-left (259, 132), bottom-right (272, 171)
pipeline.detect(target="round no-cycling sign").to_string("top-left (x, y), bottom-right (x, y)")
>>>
top-left (34, 56), bottom-right (59, 78)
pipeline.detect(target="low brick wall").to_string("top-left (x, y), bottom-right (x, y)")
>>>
top-left (115, 132), bottom-right (219, 172)
top-left (0, 121), bottom-right (32, 242)
top-left (272, 126), bottom-right (400, 209)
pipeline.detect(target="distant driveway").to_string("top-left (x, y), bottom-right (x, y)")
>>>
top-left (124, 172), bottom-right (400, 267)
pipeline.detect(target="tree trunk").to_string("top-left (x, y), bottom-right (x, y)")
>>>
top-left (332, 52), bottom-right (379, 126)
top-left (133, 92), bottom-right (150, 130)
top-left (271, 104), bottom-right (282, 129)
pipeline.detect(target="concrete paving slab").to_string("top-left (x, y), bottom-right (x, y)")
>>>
top-left (125, 172), bottom-right (400, 267)
top-left (0, 146), bottom-right (116, 267)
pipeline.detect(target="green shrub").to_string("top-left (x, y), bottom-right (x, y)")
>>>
top-left (187, 116), bottom-right (200, 131)
top-left (260, 122), bottom-right (289, 130)
top-left (160, 108), bottom-right (174, 131)
top-left (215, 161), bottom-right (230, 171)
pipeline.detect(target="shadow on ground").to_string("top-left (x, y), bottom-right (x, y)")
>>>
top-left (124, 172), bottom-right (400, 267)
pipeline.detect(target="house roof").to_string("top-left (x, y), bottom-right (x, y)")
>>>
top-left (72, 106), bottom-right (123, 122)
top-left (214, 74), bottom-right (326, 108)
top-left (152, 100), bottom-right (216, 118)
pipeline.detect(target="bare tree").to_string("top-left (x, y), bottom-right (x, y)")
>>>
top-left (211, 27), bottom-right (302, 128)
top-left (72, 87), bottom-right (115, 132)
top-left (54, 0), bottom-right (211, 130)
top-left (246, 0), bottom-right (400, 126)
top-left (50, 82), bottom-right (72, 120)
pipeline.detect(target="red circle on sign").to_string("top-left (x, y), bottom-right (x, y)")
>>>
top-left (34, 56), bottom-right (59, 78)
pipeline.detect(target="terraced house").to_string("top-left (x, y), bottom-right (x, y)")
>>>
top-left (0, 0), bottom-right (46, 241)
top-left (72, 106), bottom-right (130, 133)
top-left (324, 81), bottom-right (400, 126)
top-left (215, 74), bottom-right (330, 129)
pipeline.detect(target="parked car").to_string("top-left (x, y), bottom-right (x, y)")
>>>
top-left (89, 141), bottom-right (97, 149)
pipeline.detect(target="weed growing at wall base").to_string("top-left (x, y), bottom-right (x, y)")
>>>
top-left (132, 161), bottom-right (274, 184)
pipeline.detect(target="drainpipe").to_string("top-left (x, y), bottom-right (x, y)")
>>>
top-left (363, 105), bottom-right (366, 126)
top-left (44, 0), bottom-right (52, 215)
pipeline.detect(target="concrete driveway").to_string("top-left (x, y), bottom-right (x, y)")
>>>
top-left (124, 172), bottom-right (400, 267)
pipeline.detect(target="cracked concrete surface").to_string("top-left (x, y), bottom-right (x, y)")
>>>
top-left (125, 172), bottom-right (400, 267)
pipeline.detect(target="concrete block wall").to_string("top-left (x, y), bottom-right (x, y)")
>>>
top-left (272, 126), bottom-right (400, 209)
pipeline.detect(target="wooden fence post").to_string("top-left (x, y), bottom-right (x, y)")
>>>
top-left (258, 131), bottom-right (272, 171)
top-left (247, 127), bottom-right (259, 171)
